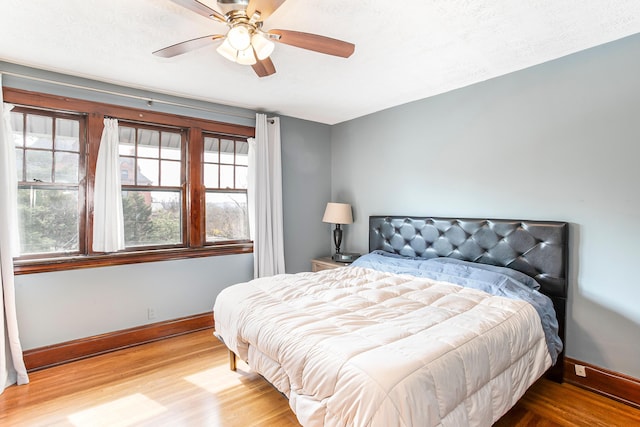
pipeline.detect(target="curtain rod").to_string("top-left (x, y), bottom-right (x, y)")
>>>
top-left (1, 71), bottom-right (256, 121)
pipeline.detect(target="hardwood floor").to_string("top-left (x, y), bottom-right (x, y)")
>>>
top-left (1, 329), bottom-right (638, 426)
top-left (0, 329), bottom-right (298, 426)
top-left (494, 378), bottom-right (640, 426)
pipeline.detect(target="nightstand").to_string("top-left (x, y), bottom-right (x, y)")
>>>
top-left (311, 257), bottom-right (351, 272)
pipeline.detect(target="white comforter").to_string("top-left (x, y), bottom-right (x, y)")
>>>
top-left (213, 266), bottom-right (551, 427)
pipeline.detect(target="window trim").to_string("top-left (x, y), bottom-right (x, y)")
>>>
top-left (118, 120), bottom-right (188, 249)
top-left (12, 244), bottom-right (254, 275)
top-left (3, 87), bottom-right (255, 275)
top-left (203, 132), bottom-right (250, 245)
top-left (13, 107), bottom-right (88, 257)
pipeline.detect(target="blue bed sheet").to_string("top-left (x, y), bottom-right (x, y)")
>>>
top-left (351, 251), bottom-right (563, 364)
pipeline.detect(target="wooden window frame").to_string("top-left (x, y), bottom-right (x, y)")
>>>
top-left (4, 87), bottom-right (255, 275)
top-left (117, 121), bottom-right (187, 250)
top-left (203, 133), bottom-right (251, 246)
top-left (13, 107), bottom-right (88, 258)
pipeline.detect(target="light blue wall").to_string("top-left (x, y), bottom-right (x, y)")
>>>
top-left (330, 34), bottom-right (640, 378)
top-left (280, 116), bottom-right (332, 273)
top-left (15, 256), bottom-right (253, 349)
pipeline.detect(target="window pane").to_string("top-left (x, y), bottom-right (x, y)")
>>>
top-left (236, 140), bottom-right (249, 166)
top-left (204, 136), bottom-right (219, 162)
top-left (204, 164), bottom-right (218, 188)
top-left (119, 127), bottom-right (136, 156)
top-left (18, 187), bottom-right (79, 254)
top-left (26, 150), bottom-right (52, 182)
top-left (122, 190), bottom-right (182, 247)
top-left (16, 148), bottom-right (24, 181)
top-left (220, 165), bottom-right (234, 189)
top-left (137, 158), bottom-right (158, 185)
top-left (11, 112), bottom-right (24, 147)
top-left (160, 132), bottom-right (181, 160)
top-left (236, 165), bottom-right (248, 189)
top-left (54, 152), bottom-right (79, 183)
top-left (160, 160), bottom-right (181, 187)
top-left (26, 115), bottom-right (53, 149)
top-left (220, 139), bottom-right (235, 163)
top-left (206, 192), bottom-right (249, 242)
top-left (55, 118), bottom-right (80, 151)
top-left (137, 129), bottom-right (160, 158)
top-left (120, 157), bottom-right (135, 185)
top-left (118, 123), bottom-right (186, 250)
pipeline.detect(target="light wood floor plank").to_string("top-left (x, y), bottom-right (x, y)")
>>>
top-left (1, 329), bottom-right (638, 426)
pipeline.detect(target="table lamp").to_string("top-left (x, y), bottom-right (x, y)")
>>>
top-left (322, 202), bottom-right (354, 261)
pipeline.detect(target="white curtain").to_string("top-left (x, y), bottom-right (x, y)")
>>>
top-left (248, 113), bottom-right (285, 278)
top-left (93, 118), bottom-right (125, 252)
top-left (0, 74), bottom-right (29, 393)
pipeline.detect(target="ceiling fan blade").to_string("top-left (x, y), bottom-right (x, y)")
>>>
top-left (153, 35), bottom-right (224, 58)
top-left (170, 0), bottom-right (226, 22)
top-left (252, 56), bottom-right (276, 77)
top-left (269, 30), bottom-right (355, 58)
top-left (247, 0), bottom-right (287, 21)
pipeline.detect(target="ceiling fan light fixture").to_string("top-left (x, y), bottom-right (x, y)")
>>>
top-left (155, 0), bottom-right (355, 78)
top-left (216, 38), bottom-right (237, 62)
top-left (251, 32), bottom-right (275, 60)
top-left (227, 25), bottom-right (252, 51)
top-left (236, 47), bottom-right (257, 65)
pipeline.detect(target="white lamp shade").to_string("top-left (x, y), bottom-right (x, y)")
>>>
top-left (251, 33), bottom-right (275, 60)
top-left (216, 39), bottom-right (237, 62)
top-left (227, 25), bottom-right (251, 50)
top-left (322, 202), bottom-right (353, 225)
top-left (236, 47), bottom-right (257, 65)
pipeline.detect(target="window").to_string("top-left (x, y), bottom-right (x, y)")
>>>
top-left (203, 134), bottom-right (250, 243)
top-left (12, 108), bottom-right (86, 257)
top-left (118, 123), bottom-right (185, 248)
top-left (6, 87), bottom-right (255, 274)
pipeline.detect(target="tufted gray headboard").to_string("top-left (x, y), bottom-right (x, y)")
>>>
top-left (369, 216), bottom-right (568, 382)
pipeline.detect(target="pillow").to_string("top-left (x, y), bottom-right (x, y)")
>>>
top-left (367, 250), bottom-right (425, 260)
top-left (426, 257), bottom-right (541, 290)
top-left (357, 251), bottom-right (540, 290)
top-left (351, 251), bottom-right (429, 270)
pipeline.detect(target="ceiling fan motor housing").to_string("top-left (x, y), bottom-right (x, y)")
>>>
top-left (217, 0), bottom-right (250, 15)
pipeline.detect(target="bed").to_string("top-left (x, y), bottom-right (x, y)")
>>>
top-left (213, 216), bottom-right (568, 426)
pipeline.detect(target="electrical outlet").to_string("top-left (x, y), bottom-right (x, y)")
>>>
top-left (147, 308), bottom-right (156, 320)
top-left (574, 364), bottom-right (587, 377)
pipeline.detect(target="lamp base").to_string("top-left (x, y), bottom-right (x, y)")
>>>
top-left (332, 253), bottom-right (360, 263)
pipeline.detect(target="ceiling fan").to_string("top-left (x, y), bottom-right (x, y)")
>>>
top-left (153, 0), bottom-right (355, 77)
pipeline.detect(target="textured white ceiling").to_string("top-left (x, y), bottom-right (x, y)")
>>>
top-left (1, 0), bottom-right (640, 124)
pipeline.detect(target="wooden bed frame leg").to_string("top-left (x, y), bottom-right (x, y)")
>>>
top-left (229, 350), bottom-right (237, 371)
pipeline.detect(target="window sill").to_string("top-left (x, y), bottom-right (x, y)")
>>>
top-left (13, 244), bottom-right (253, 275)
